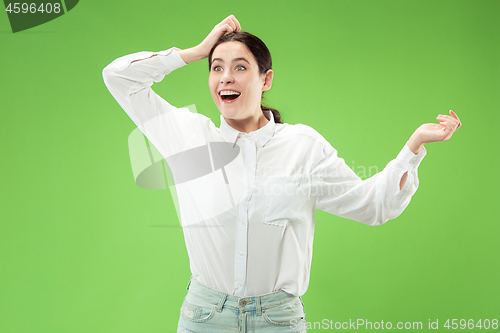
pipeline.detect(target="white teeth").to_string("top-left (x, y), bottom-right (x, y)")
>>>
top-left (220, 90), bottom-right (241, 96)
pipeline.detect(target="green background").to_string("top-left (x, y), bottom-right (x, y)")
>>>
top-left (1, 0), bottom-right (498, 331)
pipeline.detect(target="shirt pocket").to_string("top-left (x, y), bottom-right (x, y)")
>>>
top-left (263, 174), bottom-right (312, 227)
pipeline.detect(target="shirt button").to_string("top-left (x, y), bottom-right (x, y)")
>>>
top-left (240, 251), bottom-right (244, 256)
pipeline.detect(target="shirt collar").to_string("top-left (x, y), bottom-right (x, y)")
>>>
top-left (219, 110), bottom-right (276, 147)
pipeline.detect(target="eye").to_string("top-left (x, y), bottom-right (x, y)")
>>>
top-left (212, 65), bottom-right (222, 72)
top-left (236, 65), bottom-right (246, 71)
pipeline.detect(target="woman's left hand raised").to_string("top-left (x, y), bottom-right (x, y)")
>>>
top-left (407, 110), bottom-right (462, 154)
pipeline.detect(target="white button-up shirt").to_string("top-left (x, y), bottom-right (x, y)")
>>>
top-left (102, 47), bottom-right (426, 297)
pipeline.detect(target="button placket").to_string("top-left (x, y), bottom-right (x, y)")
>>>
top-left (233, 137), bottom-right (257, 296)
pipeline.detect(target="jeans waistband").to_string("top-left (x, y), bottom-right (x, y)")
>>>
top-left (186, 277), bottom-right (300, 315)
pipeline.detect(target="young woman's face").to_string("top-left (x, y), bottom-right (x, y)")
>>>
top-left (209, 41), bottom-right (270, 122)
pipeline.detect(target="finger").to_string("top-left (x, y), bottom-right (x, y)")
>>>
top-left (448, 110), bottom-right (458, 120)
top-left (218, 15), bottom-right (238, 34)
top-left (436, 120), bottom-right (453, 140)
top-left (437, 115), bottom-right (459, 132)
top-left (437, 114), bottom-right (459, 125)
top-left (217, 15), bottom-right (234, 30)
top-left (436, 114), bottom-right (450, 123)
top-left (222, 23), bottom-right (233, 35)
top-left (445, 116), bottom-right (458, 133)
top-left (449, 110), bottom-right (462, 129)
top-left (216, 15), bottom-right (230, 28)
top-left (225, 14), bottom-right (240, 32)
top-left (233, 16), bottom-right (241, 31)
top-left (224, 18), bottom-right (236, 33)
top-left (436, 115), bottom-right (453, 127)
top-left (229, 15), bottom-right (238, 29)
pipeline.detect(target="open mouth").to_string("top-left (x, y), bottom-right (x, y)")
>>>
top-left (219, 90), bottom-right (241, 103)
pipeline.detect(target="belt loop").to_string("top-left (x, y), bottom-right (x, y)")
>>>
top-left (186, 276), bottom-right (193, 291)
top-left (256, 296), bottom-right (262, 316)
top-left (216, 293), bottom-right (227, 313)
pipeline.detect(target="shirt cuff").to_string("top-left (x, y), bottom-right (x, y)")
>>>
top-left (156, 47), bottom-right (188, 73)
top-left (395, 143), bottom-right (427, 170)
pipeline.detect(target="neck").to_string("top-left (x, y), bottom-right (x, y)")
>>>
top-left (225, 110), bottom-right (269, 133)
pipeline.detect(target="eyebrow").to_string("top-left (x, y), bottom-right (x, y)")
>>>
top-left (212, 57), bottom-right (251, 65)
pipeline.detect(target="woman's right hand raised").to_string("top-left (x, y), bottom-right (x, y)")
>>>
top-left (177, 15), bottom-right (241, 64)
top-left (198, 15), bottom-right (241, 58)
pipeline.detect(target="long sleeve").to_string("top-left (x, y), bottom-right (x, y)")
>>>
top-left (102, 48), bottom-right (214, 160)
top-left (314, 142), bottom-right (427, 226)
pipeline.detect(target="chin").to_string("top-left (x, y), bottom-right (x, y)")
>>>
top-left (219, 108), bottom-right (239, 119)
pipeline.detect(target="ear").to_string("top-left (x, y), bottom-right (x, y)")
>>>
top-left (262, 69), bottom-right (274, 92)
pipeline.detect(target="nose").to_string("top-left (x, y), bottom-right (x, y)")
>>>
top-left (220, 70), bottom-right (234, 84)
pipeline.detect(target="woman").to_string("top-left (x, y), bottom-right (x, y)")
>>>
top-left (103, 15), bottom-right (461, 333)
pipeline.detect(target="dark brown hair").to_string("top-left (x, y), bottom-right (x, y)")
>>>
top-left (208, 31), bottom-right (282, 123)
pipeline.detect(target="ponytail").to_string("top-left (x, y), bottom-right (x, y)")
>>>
top-left (261, 105), bottom-right (282, 124)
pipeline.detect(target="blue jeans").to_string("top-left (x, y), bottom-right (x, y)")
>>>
top-left (177, 277), bottom-right (307, 332)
